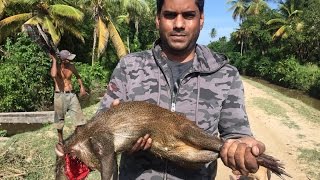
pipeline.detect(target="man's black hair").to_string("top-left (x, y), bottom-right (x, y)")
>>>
top-left (156, 0), bottom-right (205, 14)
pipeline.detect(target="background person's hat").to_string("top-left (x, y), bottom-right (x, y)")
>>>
top-left (59, 50), bottom-right (76, 60)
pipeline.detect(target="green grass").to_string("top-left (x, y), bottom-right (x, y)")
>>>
top-left (252, 97), bottom-right (300, 129)
top-left (298, 148), bottom-right (320, 179)
top-left (0, 102), bottom-right (100, 179)
top-left (243, 77), bottom-right (320, 125)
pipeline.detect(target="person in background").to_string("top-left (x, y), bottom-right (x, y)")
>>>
top-left (99, 0), bottom-right (266, 179)
top-left (50, 50), bottom-right (87, 145)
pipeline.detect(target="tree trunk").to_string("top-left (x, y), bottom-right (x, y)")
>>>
top-left (240, 39), bottom-right (244, 56)
top-left (92, 27), bottom-right (97, 66)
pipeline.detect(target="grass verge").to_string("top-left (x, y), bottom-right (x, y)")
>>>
top-left (0, 103), bottom-right (100, 179)
top-left (298, 148), bottom-right (320, 179)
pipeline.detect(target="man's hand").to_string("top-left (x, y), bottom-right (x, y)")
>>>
top-left (49, 52), bottom-right (56, 61)
top-left (220, 136), bottom-right (265, 176)
top-left (79, 87), bottom-right (88, 97)
top-left (111, 99), bottom-right (153, 154)
top-left (128, 134), bottom-right (152, 154)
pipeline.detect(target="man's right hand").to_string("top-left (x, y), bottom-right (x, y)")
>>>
top-left (49, 53), bottom-right (56, 61)
top-left (111, 99), bottom-right (153, 154)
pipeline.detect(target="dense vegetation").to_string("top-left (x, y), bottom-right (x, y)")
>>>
top-left (0, 0), bottom-right (319, 112)
top-left (210, 0), bottom-right (320, 98)
top-left (0, 0), bottom-right (157, 112)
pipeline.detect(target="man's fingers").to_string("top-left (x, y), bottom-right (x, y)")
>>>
top-left (232, 170), bottom-right (241, 176)
top-left (244, 147), bottom-right (259, 173)
top-left (128, 134), bottom-right (152, 154)
top-left (234, 143), bottom-right (248, 174)
top-left (128, 137), bottom-right (143, 154)
top-left (112, 99), bottom-right (120, 107)
top-left (220, 140), bottom-right (232, 167)
top-left (140, 134), bottom-right (150, 149)
top-left (221, 139), bottom-right (240, 170)
top-left (252, 142), bottom-right (265, 156)
top-left (144, 138), bottom-right (152, 150)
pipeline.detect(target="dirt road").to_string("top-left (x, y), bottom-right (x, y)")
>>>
top-left (216, 78), bottom-right (320, 180)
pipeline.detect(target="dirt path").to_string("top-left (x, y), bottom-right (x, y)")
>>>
top-left (216, 78), bottom-right (320, 180)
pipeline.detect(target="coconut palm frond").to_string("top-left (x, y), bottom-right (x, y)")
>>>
top-left (106, 19), bottom-right (127, 58)
top-left (117, 14), bottom-right (129, 24)
top-left (122, 0), bottom-right (149, 15)
top-left (0, 13), bottom-right (32, 27)
top-left (246, 0), bottom-right (269, 15)
top-left (49, 4), bottom-right (84, 21)
top-left (273, 26), bottom-right (286, 39)
top-left (266, 18), bottom-right (287, 25)
top-left (42, 16), bottom-right (60, 45)
top-left (97, 16), bottom-right (109, 56)
top-left (0, 0), bottom-right (9, 17)
top-left (24, 16), bottom-right (42, 25)
top-left (60, 23), bottom-right (85, 43)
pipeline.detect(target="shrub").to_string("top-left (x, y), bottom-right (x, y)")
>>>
top-left (0, 34), bottom-right (53, 112)
top-left (271, 58), bottom-right (319, 91)
top-left (73, 62), bottom-right (110, 92)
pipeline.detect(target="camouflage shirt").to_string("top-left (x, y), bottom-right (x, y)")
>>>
top-left (99, 40), bottom-right (253, 180)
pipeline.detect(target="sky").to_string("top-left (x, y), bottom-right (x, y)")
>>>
top-left (198, 0), bottom-right (239, 45)
top-left (198, 1), bottom-right (278, 45)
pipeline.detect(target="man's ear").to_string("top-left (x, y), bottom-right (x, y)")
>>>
top-left (200, 12), bottom-right (204, 30)
top-left (156, 14), bottom-right (160, 29)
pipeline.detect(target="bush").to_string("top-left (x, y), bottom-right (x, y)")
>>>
top-left (308, 71), bottom-right (320, 98)
top-left (0, 34), bottom-right (53, 112)
top-left (227, 52), bottom-right (250, 74)
top-left (73, 62), bottom-right (111, 93)
top-left (270, 58), bottom-right (319, 91)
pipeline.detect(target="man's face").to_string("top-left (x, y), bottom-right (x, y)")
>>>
top-left (61, 59), bottom-right (70, 64)
top-left (156, 0), bottom-right (204, 55)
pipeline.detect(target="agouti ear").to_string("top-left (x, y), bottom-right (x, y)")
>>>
top-left (75, 124), bottom-right (85, 134)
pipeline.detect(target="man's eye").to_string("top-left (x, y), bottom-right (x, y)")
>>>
top-left (163, 13), bottom-right (177, 19)
top-left (183, 13), bottom-right (196, 19)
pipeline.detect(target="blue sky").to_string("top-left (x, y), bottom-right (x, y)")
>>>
top-left (198, 1), bottom-right (238, 45)
top-left (198, 1), bottom-right (278, 45)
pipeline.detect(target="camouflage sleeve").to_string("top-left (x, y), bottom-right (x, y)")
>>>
top-left (97, 59), bottom-right (128, 112)
top-left (218, 71), bottom-right (253, 140)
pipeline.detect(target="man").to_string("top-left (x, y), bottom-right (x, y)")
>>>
top-left (50, 50), bottom-right (87, 144)
top-left (99, 0), bottom-right (266, 179)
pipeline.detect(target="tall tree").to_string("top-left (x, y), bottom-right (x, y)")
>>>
top-left (266, 1), bottom-right (303, 39)
top-left (232, 27), bottom-right (251, 56)
top-left (77, 0), bottom-right (149, 65)
top-left (227, 0), bottom-right (250, 23)
top-left (210, 28), bottom-right (217, 39)
top-left (0, 0), bottom-right (9, 18)
top-left (246, 0), bottom-right (270, 15)
top-left (0, 0), bottom-right (84, 45)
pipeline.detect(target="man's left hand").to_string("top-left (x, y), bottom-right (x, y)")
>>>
top-left (79, 88), bottom-right (88, 97)
top-left (220, 136), bottom-right (266, 176)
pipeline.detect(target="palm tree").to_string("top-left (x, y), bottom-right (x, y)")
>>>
top-left (227, 0), bottom-right (250, 23)
top-left (0, 0), bottom-right (9, 18)
top-left (233, 27), bottom-right (251, 56)
top-left (266, 1), bottom-right (303, 39)
top-left (210, 28), bottom-right (217, 39)
top-left (0, 1), bottom-right (84, 45)
top-left (119, 0), bottom-right (150, 37)
top-left (77, 0), bottom-right (149, 65)
top-left (117, 0), bottom-right (150, 53)
top-left (246, 0), bottom-right (270, 15)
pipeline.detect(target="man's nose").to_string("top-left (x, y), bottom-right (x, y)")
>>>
top-left (173, 14), bottom-right (185, 29)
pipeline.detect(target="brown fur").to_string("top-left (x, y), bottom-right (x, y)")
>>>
top-left (55, 101), bottom-right (289, 180)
